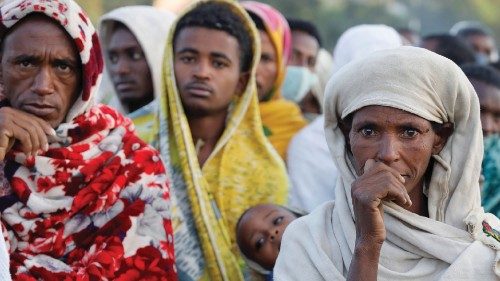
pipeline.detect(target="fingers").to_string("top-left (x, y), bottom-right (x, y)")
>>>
top-left (0, 107), bottom-right (54, 158)
top-left (363, 159), bottom-right (376, 173)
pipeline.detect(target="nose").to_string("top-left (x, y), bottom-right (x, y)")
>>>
top-left (31, 66), bottom-right (55, 96)
top-left (269, 228), bottom-right (279, 241)
top-left (376, 134), bottom-right (400, 164)
top-left (112, 56), bottom-right (131, 75)
top-left (193, 60), bottom-right (210, 80)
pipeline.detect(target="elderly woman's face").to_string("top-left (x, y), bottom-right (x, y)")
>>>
top-left (348, 106), bottom-right (448, 194)
top-left (0, 15), bottom-right (81, 128)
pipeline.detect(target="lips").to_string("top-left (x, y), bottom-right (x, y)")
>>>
top-left (114, 81), bottom-right (136, 92)
top-left (185, 83), bottom-right (213, 98)
top-left (22, 103), bottom-right (56, 117)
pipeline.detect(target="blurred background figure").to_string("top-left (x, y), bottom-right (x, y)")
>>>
top-left (284, 18), bottom-right (324, 121)
top-left (420, 34), bottom-right (476, 66)
top-left (451, 21), bottom-right (499, 64)
top-left (287, 24), bottom-right (402, 213)
top-left (98, 6), bottom-right (175, 144)
top-left (461, 64), bottom-right (500, 218)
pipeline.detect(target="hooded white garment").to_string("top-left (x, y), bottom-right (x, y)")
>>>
top-left (97, 6), bottom-right (176, 115)
top-left (276, 47), bottom-right (500, 280)
top-left (287, 25), bottom-right (402, 213)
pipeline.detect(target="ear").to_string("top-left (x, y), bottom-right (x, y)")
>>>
top-left (235, 72), bottom-right (250, 97)
top-left (432, 122), bottom-right (454, 154)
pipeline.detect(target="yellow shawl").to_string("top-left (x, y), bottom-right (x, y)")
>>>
top-left (157, 1), bottom-right (289, 280)
top-left (242, 1), bottom-right (307, 160)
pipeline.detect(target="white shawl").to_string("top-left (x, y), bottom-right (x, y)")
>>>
top-left (275, 47), bottom-right (500, 280)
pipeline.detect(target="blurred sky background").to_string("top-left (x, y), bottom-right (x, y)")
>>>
top-left (77, 0), bottom-right (500, 51)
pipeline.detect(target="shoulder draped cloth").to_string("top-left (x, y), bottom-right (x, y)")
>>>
top-left (156, 1), bottom-right (289, 280)
top-left (275, 47), bottom-right (500, 280)
top-left (241, 1), bottom-right (306, 160)
top-left (98, 6), bottom-right (176, 145)
top-left (0, 0), bottom-right (177, 279)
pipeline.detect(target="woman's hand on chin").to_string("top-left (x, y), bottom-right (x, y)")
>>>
top-left (347, 159), bottom-right (412, 281)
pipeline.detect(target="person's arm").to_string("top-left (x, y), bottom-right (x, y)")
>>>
top-left (346, 159), bottom-right (411, 281)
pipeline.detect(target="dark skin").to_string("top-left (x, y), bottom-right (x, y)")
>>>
top-left (174, 27), bottom-right (249, 166)
top-left (0, 15), bottom-right (81, 160)
top-left (469, 79), bottom-right (500, 136)
top-left (236, 204), bottom-right (297, 270)
top-left (465, 34), bottom-right (497, 62)
top-left (289, 30), bottom-right (319, 71)
top-left (255, 30), bottom-right (278, 101)
top-left (340, 106), bottom-right (452, 281)
top-left (107, 25), bottom-right (154, 113)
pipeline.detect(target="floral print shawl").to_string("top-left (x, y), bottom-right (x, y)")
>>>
top-left (0, 1), bottom-right (177, 280)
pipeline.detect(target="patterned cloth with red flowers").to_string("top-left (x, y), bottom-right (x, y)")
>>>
top-left (0, 0), bottom-right (177, 280)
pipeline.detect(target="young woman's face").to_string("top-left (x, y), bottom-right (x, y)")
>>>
top-left (347, 106), bottom-right (449, 195)
top-left (237, 204), bottom-right (297, 270)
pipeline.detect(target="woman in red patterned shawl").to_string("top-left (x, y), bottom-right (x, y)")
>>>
top-left (0, 0), bottom-right (177, 280)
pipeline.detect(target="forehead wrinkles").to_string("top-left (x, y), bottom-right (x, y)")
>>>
top-left (4, 18), bottom-right (76, 57)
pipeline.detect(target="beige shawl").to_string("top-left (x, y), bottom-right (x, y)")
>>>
top-left (275, 47), bottom-right (500, 280)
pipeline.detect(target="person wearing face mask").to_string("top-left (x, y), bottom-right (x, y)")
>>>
top-left (242, 1), bottom-right (307, 160)
top-left (98, 6), bottom-right (175, 145)
top-left (451, 21), bottom-right (499, 64)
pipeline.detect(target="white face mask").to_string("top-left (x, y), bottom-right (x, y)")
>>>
top-left (282, 66), bottom-right (319, 103)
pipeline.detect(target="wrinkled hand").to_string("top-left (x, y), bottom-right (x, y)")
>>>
top-left (0, 107), bottom-right (55, 160)
top-left (351, 159), bottom-right (412, 247)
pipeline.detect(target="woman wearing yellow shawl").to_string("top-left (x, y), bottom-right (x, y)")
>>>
top-left (156, 1), bottom-right (289, 280)
top-left (242, 1), bottom-right (307, 160)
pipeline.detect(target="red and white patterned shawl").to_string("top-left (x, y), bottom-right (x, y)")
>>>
top-left (0, 1), bottom-right (178, 280)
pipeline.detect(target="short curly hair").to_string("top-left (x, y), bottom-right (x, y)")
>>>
top-left (287, 18), bottom-right (322, 47)
top-left (173, 2), bottom-right (253, 73)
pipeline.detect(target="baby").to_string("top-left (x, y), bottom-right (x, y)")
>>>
top-left (236, 204), bottom-right (303, 277)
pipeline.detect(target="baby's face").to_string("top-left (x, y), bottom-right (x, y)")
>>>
top-left (237, 204), bottom-right (297, 270)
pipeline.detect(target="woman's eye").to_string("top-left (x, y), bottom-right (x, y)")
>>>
top-left (254, 237), bottom-right (265, 250)
top-left (273, 216), bottom-right (284, 225)
top-left (402, 128), bottom-right (418, 138)
top-left (19, 60), bottom-right (33, 68)
top-left (360, 128), bottom-right (376, 136)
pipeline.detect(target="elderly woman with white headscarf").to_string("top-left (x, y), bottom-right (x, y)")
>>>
top-left (287, 25), bottom-right (402, 213)
top-left (275, 46), bottom-right (500, 280)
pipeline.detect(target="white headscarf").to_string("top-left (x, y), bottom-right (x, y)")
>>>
top-left (97, 6), bottom-right (176, 114)
top-left (332, 24), bottom-right (402, 73)
top-left (276, 47), bottom-right (500, 280)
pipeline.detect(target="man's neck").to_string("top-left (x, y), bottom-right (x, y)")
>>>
top-left (188, 111), bottom-right (228, 167)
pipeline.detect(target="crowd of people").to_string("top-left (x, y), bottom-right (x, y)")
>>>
top-left (0, 0), bottom-right (499, 280)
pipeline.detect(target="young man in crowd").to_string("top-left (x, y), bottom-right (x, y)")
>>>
top-left (99, 6), bottom-right (175, 144)
top-left (287, 18), bottom-right (321, 71)
top-left (157, 1), bottom-right (289, 280)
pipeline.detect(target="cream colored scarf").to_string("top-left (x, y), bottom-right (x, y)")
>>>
top-left (275, 47), bottom-right (500, 280)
